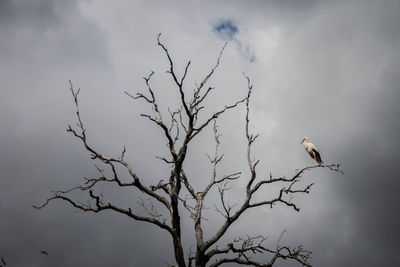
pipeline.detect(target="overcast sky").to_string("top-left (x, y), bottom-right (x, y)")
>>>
top-left (1, 0), bottom-right (400, 266)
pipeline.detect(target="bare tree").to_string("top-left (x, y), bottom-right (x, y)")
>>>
top-left (34, 34), bottom-right (342, 267)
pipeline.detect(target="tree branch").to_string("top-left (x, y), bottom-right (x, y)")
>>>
top-left (158, 33), bottom-right (191, 121)
top-left (208, 234), bottom-right (311, 267)
top-left (125, 71), bottom-right (178, 158)
top-left (34, 191), bottom-right (173, 233)
top-left (36, 81), bottom-right (173, 216)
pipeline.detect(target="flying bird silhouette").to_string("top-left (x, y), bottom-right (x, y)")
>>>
top-left (40, 250), bottom-right (48, 256)
top-left (300, 137), bottom-right (323, 166)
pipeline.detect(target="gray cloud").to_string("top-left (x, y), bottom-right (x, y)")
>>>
top-left (1, 0), bottom-right (399, 266)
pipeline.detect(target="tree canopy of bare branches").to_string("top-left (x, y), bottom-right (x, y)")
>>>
top-left (34, 34), bottom-right (343, 267)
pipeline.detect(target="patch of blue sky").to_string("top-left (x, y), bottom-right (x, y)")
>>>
top-left (213, 19), bottom-right (238, 40)
top-left (213, 19), bottom-right (256, 63)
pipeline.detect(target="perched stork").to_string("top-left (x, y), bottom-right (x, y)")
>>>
top-left (300, 137), bottom-right (323, 166)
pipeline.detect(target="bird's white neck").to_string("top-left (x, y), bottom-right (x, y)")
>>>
top-left (303, 141), bottom-right (313, 151)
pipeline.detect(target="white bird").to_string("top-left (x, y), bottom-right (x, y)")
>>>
top-left (300, 137), bottom-right (323, 166)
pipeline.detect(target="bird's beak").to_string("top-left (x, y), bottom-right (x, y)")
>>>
top-left (300, 138), bottom-right (305, 144)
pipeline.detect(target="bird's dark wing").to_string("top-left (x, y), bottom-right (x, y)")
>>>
top-left (307, 150), bottom-right (315, 160)
top-left (312, 149), bottom-right (322, 164)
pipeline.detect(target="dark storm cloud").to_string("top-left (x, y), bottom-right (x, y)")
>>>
top-left (0, 0), bottom-right (109, 67)
top-left (0, 0), bottom-right (60, 28)
top-left (248, 1), bottom-right (400, 266)
top-left (323, 55), bottom-right (400, 266)
top-left (0, 0), bottom-right (135, 266)
top-left (1, 0), bottom-right (400, 266)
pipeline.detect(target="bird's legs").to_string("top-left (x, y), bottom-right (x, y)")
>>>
top-left (309, 159), bottom-right (313, 167)
top-left (310, 156), bottom-right (318, 167)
